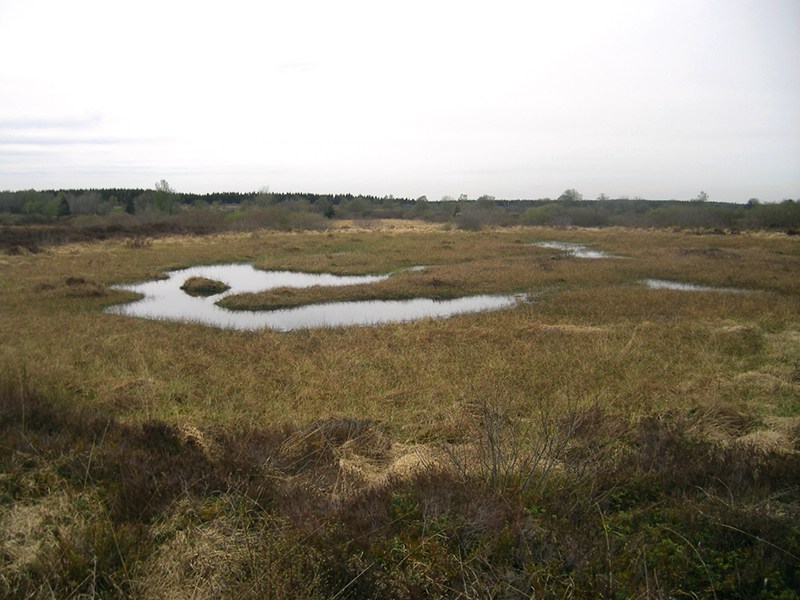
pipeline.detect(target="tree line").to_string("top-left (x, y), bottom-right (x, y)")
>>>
top-left (1, 185), bottom-right (798, 232)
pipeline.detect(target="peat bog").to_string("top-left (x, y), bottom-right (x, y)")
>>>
top-left (1, 222), bottom-right (799, 599)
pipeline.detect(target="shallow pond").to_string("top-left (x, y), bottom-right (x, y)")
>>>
top-left (534, 242), bottom-right (614, 259)
top-left (106, 264), bottom-right (521, 331)
top-left (641, 279), bottom-right (744, 293)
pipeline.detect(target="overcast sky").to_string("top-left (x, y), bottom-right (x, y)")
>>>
top-left (1, 0), bottom-right (798, 202)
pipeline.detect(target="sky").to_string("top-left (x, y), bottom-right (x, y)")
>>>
top-left (0, 0), bottom-right (798, 202)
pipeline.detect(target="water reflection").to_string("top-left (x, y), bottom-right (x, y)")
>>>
top-left (641, 279), bottom-right (743, 293)
top-left (106, 263), bottom-right (521, 331)
top-left (535, 242), bottom-right (613, 259)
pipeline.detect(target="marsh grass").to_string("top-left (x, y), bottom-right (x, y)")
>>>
top-left (1, 377), bottom-right (798, 598)
top-left (2, 226), bottom-right (798, 429)
top-left (180, 276), bottom-right (231, 297)
top-left (1, 223), bottom-right (799, 597)
top-left (217, 268), bottom-right (489, 310)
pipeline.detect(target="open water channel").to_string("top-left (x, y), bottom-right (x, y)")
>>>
top-left (106, 264), bottom-right (521, 331)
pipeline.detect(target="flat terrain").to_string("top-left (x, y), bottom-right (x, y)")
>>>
top-left (1, 222), bottom-right (798, 598)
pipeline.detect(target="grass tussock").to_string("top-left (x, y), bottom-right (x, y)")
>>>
top-left (1, 377), bottom-right (798, 598)
top-left (217, 268), bottom-right (482, 311)
top-left (180, 276), bottom-right (230, 297)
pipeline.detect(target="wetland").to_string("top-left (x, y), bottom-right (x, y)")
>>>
top-left (2, 222), bottom-right (799, 599)
top-left (107, 263), bottom-right (522, 330)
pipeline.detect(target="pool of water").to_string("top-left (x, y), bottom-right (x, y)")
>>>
top-left (641, 279), bottom-right (744, 293)
top-left (106, 263), bottom-right (521, 331)
top-left (534, 242), bottom-right (614, 259)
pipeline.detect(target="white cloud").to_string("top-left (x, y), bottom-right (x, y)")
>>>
top-left (0, 0), bottom-right (797, 201)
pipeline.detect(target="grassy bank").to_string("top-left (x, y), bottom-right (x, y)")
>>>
top-left (1, 223), bottom-right (799, 597)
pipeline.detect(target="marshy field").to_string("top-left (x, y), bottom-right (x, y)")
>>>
top-left (1, 222), bottom-right (799, 598)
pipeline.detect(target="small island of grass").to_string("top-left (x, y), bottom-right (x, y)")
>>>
top-left (216, 271), bottom-right (472, 311)
top-left (180, 276), bottom-right (230, 297)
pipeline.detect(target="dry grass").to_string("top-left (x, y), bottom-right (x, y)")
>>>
top-left (1, 223), bottom-right (799, 597)
top-left (1, 225), bottom-right (798, 433)
top-left (180, 276), bottom-right (230, 296)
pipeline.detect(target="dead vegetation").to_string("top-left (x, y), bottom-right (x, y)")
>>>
top-left (1, 224), bottom-right (799, 597)
top-left (1, 374), bottom-right (798, 599)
